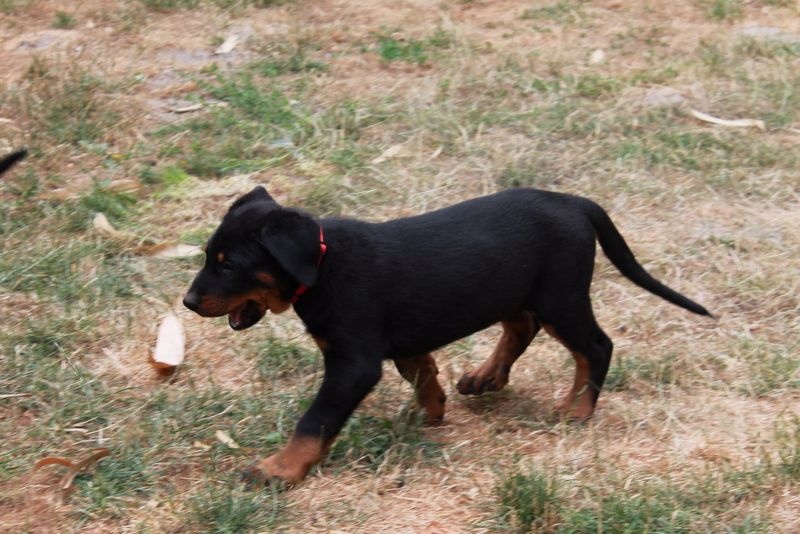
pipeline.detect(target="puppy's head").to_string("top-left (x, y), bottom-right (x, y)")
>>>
top-left (183, 186), bottom-right (321, 330)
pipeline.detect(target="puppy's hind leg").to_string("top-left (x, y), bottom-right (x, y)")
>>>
top-left (394, 353), bottom-right (447, 424)
top-left (457, 311), bottom-right (539, 396)
top-left (540, 303), bottom-right (612, 421)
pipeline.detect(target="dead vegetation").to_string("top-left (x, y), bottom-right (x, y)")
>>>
top-left (1, 0), bottom-right (799, 532)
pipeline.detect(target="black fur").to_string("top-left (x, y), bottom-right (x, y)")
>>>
top-left (185, 187), bottom-right (711, 476)
top-left (0, 149), bottom-right (27, 177)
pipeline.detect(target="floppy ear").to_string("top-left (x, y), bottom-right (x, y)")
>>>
top-left (230, 186), bottom-right (275, 211)
top-left (258, 209), bottom-right (321, 287)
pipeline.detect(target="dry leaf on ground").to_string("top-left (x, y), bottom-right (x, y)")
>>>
top-left (32, 448), bottom-right (110, 492)
top-left (92, 213), bottom-right (133, 241)
top-left (689, 109), bottom-right (766, 131)
top-left (215, 430), bottom-right (241, 449)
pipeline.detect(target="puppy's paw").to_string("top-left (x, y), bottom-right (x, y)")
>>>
top-left (456, 373), bottom-right (504, 395)
top-left (240, 454), bottom-right (303, 491)
top-left (554, 396), bottom-right (595, 422)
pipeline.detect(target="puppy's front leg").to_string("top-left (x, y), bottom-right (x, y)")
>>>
top-left (242, 349), bottom-right (382, 487)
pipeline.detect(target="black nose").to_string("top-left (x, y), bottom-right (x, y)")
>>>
top-left (183, 291), bottom-right (200, 312)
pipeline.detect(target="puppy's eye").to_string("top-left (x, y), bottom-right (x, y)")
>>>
top-left (221, 260), bottom-right (236, 275)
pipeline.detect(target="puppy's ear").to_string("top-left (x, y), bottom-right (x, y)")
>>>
top-left (259, 209), bottom-right (320, 287)
top-left (230, 186), bottom-right (275, 211)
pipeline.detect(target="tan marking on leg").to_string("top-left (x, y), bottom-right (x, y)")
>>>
top-left (554, 352), bottom-right (595, 421)
top-left (541, 324), bottom-right (596, 421)
top-left (246, 434), bottom-right (332, 486)
top-left (395, 354), bottom-right (446, 424)
top-left (457, 312), bottom-right (538, 395)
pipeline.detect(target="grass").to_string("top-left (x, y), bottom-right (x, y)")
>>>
top-left (703, 0), bottom-right (744, 20)
top-left (520, 0), bottom-right (587, 24)
top-left (52, 11), bottom-right (77, 29)
top-left (138, 0), bottom-right (285, 10)
top-left (1, 0), bottom-right (799, 531)
top-left (494, 466), bottom-right (560, 532)
top-left (328, 411), bottom-right (440, 472)
top-left (186, 481), bottom-right (283, 533)
top-left (375, 29), bottom-right (455, 65)
top-left (490, 456), bottom-right (789, 532)
top-left (13, 58), bottom-right (121, 148)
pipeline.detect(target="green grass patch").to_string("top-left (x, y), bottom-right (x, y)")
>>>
top-left (154, 73), bottom-right (311, 177)
top-left (17, 59), bottom-right (120, 148)
top-left (139, 0), bottom-right (285, 10)
top-left (0, 0), bottom-right (30, 13)
top-left (494, 466), bottom-right (560, 532)
top-left (52, 10), bottom-right (77, 29)
top-left (376, 29), bottom-right (455, 65)
top-left (250, 42), bottom-right (327, 77)
top-left (186, 480), bottom-right (283, 532)
top-left (328, 412), bottom-right (439, 471)
top-left (489, 464), bottom-right (777, 532)
top-left (603, 353), bottom-right (681, 391)
top-left (703, 0), bottom-right (744, 20)
top-left (251, 337), bottom-right (319, 379)
top-left (733, 336), bottom-right (800, 396)
top-left (520, 0), bottom-right (587, 24)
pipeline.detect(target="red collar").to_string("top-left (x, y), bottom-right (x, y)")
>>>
top-left (291, 227), bottom-right (327, 303)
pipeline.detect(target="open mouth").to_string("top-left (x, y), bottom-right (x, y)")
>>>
top-left (228, 300), bottom-right (267, 330)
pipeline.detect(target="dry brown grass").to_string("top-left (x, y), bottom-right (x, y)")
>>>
top-left (1, 0), bottom-right (799, 532)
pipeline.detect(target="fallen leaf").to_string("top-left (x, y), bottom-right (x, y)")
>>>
top-left (60, 449), bottom-right (111, 490)
top-left (689, 109), bottom-right (765, 131)
top-left (171, 103), bottom-right (203, 114)
top-left (139, 242), bottom-right (203, 258)
top-left (214, 35), bottom-right (240, 55)
top-left (149, 313), bottom-right (185, 376)
top-left (92, 213), bottom-right (132, 241)
top-left (215, 430), bottom-right (241, 449)
top-left (589, 48), bottom-right (605, 64)
top-left (371, 144), bottom-right (404, 164)
top-left (106, 178), bottom-right (142, 194)
top-left (33, 448), bottom-right (110, 492)
top-left (33, 457), bottom-right (76, 470)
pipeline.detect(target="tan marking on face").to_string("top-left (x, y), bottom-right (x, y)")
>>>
top-left (217, 251), bottom-right (225, 263)
top-left (255, 271), bottom-right (276, 286)
top-left (194, 285), bottom-right (291, 318)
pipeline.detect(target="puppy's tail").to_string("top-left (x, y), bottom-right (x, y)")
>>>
top-left (583, 199), bottom-right (712, 317)
top-left (0, 149), bottom-right (27, 177)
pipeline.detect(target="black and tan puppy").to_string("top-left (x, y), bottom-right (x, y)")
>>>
top-left (184, 186), bottom-right (710, 486)
top-left (0, 149), bottom-right (27, 177)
